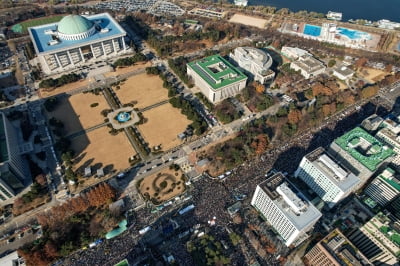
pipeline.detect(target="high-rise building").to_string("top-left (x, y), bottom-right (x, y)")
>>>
top-left (251, 173), bottom-right (322, 247)
top-left (328, 127), bottom-right (395, 186)
top-left (229, 47), bottom-right (275, 84)
top-left (0, 113), bottom-right (30, 202)
top-left (375, 116), bottom-right (400, 170)
top-left (365, 167), bottom-right (400, 206)
top-left (347, 213), bottom-right (399, 265)
top-left (186, 54), bottom-right (247, 104)
top-left (295, 147), bottom-right (360, 208)
top-left (304, 229), bottom-right (371, 266)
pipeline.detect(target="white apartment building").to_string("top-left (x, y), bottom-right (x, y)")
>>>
top-left (251, 173), bottom-right (322, 247)
top-left (230, 47), bottom-right (275, 84)
top-left (365, 167), bottom-right (400, 206)
top-left (290, 55), bottom-right (326, 79)
top-left (295, 148), bottom-right (360, 208)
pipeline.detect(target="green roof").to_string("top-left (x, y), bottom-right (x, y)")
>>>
top-left (114, 259), bottom-right (129, 266)
top-left (335, 127), bottom-right (395, 171)
top-left (57, 15), bottom-right (94, 35)
top-left (0, 115), bottom-right (9, 163)
top-left (187, 54), bottom-right (247, 90)
top-left (184, 19), bottom-right (199, 24)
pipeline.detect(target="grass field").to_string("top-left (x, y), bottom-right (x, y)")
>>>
top-left (139, 168), bottom-right (186, 204)
top-left (138, 104), bottom-right (191, 151)
top-left (71, 126), bottom-right (136, 175)
top-left (115, 72), bottom-right (168, 109)
top-left (47, 92), bottom-right (109, 136)
top-left (12, 15), bottom-right (64, 34)
top-left (357, 67), bottom-right (388, 83)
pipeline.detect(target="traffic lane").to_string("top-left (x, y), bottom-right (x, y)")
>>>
top-left (0, 230), bottom-right (39, 254)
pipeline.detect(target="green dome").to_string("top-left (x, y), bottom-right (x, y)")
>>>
top-left (57, 15), bottom-right (94, 35)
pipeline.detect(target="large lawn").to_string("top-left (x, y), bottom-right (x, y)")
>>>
top-left (12, 15), bottom-right (64, 34)
top-left (115, 72), bottom-right (168, 109)
top-left (47, 92), bottom-right (109, 136)
top-left (71, 127), bottom-right (136, 174)
top-left (138, 104), bottom-right (191, 151)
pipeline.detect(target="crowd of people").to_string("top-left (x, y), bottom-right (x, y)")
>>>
top-left (57, 99), bottom-right (388, 265)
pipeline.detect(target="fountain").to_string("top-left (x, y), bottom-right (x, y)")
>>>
top-left (116, 111), bottom-right (131, 123)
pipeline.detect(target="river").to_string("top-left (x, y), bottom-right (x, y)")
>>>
top-left (248, 0), bottom-right (400, 22)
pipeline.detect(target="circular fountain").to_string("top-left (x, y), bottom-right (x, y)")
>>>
top-left (116, 111), bottom-right (131, 123)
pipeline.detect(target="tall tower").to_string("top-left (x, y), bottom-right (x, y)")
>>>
top-left (0, 112), bottom-right (30, 202)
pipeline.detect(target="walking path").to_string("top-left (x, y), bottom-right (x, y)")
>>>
top-left (139, 99), bottom-right (169, 112)
top-left (65, 122), bottom-right (110, 140)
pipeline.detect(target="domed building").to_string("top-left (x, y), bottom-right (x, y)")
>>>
top-left (57, 15), bottom-right (96, 41)
top-left (230, 47), bottom-right (275, 84)
top-left (28, 13), bottom-right (127, 74)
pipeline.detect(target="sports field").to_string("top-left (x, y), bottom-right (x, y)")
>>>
top-left (139, 168), bottom-right (186, 204)
top-left (115, 72), bottom-right (168, 109)
top-left (11, 15), bottom-right (64, 34)
top-left (71, 126), bottom-right (136, 174)
top-left (47, 93), bottom-right (109, 136)
top-left (138, 104), bottom-right (191, 151)
top-left (229, 14), bottom-right (267, 29)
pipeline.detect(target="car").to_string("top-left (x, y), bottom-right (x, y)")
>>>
top-left (7, 237), bottom-right (15, 243)
top-left (18, 233), bottom-right (24, 239)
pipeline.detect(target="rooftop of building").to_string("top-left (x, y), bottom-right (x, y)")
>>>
top-left (233, 47), bottom-right (273, 70)
top-left (187, 54), bottom-right (247, 90)
top-left (334, 127), bottom-right (395, 171)
top-left (377, 167), bottom-right (400, 192)
top-left (293, 56), bottom-right (325, 73)
top-left (361, 114), bottom-right (384, 131)
top-left (58, 15), bottom-right (94, 35)
top-left (317, 229), bottom-right (371, 265)
top-left (0, 114), bottom-right (8, 163)
top-left (258, 173), bottom-right (322, 230)
top-left (28, 13), bottom-right (126, 54)
top-left (305, 147), bottom-right (360, 192)
top-left (333, 65), bottom-right (354, 77)
top-left (281, 46), bottom-right (311, 59)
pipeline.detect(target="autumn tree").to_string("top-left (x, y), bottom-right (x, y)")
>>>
top-left (250, 134), bottom-right (269, 155)
top-left (355, 57), bottom-right (368, 68)
top-left (361, 85), bottom-right (379, 98)
top-left (287, 109), bottom-right (302, 124)
top-left (255, 82), bottom-right (265, 94)
top-left (322, 103), bottom-right (336, 117)
top-left (44, 241), bottom-right (58, 259)
top-left (35, 175), bottom-right (47, 187)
